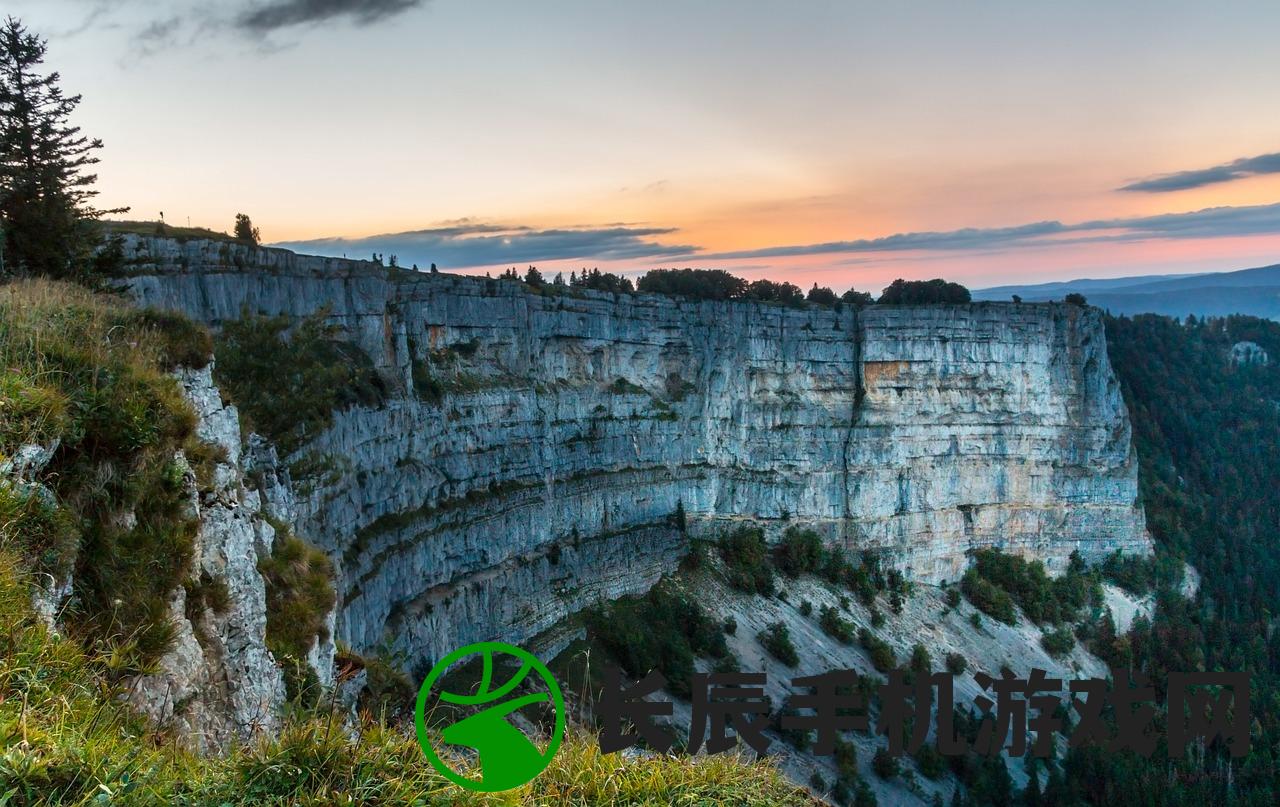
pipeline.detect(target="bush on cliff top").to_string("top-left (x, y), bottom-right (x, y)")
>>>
top-left (877, 278), bottom-right (971, 305)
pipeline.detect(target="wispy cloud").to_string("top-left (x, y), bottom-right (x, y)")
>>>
top-left (102, 0), bottom-right (425, 59)
top-left (272, 203), bottom-right (1280, 270)
top-left (235, 0), bottom-right (424, 35)
top-left (1119, 151), bottom-right (1280, 192)
top-left (273, 223), bottom-right (697, 269)
top-left (133, 15), bottom-right (184, 58)
top-left (699, 203), bottom-right (1280, 261)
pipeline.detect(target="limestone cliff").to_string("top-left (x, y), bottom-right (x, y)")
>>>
top-left (124, 366), bottom-right (288, 751)
top-left (121, 236), bottom-right (1151, 673)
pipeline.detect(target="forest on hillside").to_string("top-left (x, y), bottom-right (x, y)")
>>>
top-left (1064, 313), bottom-right (1280, 806)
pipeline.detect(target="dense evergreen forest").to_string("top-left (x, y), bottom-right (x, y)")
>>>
top-left (1056, 313), bottom-right (1280, 805)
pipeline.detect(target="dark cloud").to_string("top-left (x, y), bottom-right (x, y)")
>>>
top-left (275, 205), bottom-right (1280, 269)
top-left (134, 16), bottom-right (183, 57)
top-left (1120, 151), bottom-right (1280, 192)
top-left (274, 223), bottom-right (696, 269)
top-left (700, 203), bottom-right (1280, 261)
top-left (235, 0), bottom-right (424, 34)
top-left (704, 221), bottom-right (1068, 260)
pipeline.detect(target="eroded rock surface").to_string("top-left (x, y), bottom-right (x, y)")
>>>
top-left (125, 366), bottom-right (287, 751)
top-left (122, 236), bottom-right (1151, 674)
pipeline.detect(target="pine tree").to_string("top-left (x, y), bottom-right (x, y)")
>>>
top-left (233, 213), bottom-right (260, 245)
top-left (0, 16), bottom-right (121, 279)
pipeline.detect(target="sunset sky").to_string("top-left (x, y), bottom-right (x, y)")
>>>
top-left (16, 0), bottom-right (1280, 290)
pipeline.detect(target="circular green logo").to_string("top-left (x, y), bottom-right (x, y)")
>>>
top-left (414, 641), bottom-right (565, 792)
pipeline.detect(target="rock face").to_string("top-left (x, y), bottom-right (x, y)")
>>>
top-left (125, 366), bottom-right (287, 751)
top-left (1230, 340), bottom-right (1270, 366)
top-left (121, 236), bottom-right (1151, 673)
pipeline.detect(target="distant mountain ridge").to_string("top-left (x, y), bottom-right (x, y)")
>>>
top-left (974, 262), bottom-right (1280, 319)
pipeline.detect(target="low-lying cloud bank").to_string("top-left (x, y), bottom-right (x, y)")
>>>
top-left (272, 202), bottom-right (1280, 271)
top-left (274, 222), bottom-right (697, 269)
top-left (1120, 151), bottom-right (1280, 192)
top-left (696, 202), bottom-right (1280, 261)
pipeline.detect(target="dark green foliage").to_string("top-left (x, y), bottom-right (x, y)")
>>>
top-left (914, 742), bottom-right (946, 780)
top-left (1058, 312), bottom-right (1280, 803)
top-left (583, 578), bottom-right (730, 698)
top-left (944, 587), bottom-right (962, 609)
top-left (123, 307), bottom-right (215, 371)
top-left (672, 499), bottom-right (687, 533)
top-left (184, 571), bottom-right (231, 620)
top-left (717, 526), bottom-right (775, 596)
top-left (877, 278), bottom-right (971, 305)
top-left (757, 621), bottom-right (799, 666)
top-left (774, 526), bottom-right (825, 577)
top-left (858, 628), bottom-right (896, 673)
top-left (570, 267), bottom-right (634, 293)
top-left (909, 643), bottom-right (931, 676)
top-left (637, 268), bottom-right (747, 300)
top-left (723, 616), bottom-right (737, 635)
top-left (0, 18), bottom-right (120, 282)
top-left (806, 284), bottom-right (838, 305)
top-left (1099, 549), bottom-right (1156, 595)
top-left (841, 289), bottom-right (874, 307)
top-left (871, 748), bottom-right (899, 779)
top-left (410, 358), bottom-right (445, 403)
top-left (960, 548), bottom-right (1100, 627)
top-left (799, 599), bottom-right (812, 617)
top-left (1040, 627), bottom-right (1075, 657)
top-left (743, 278), bottom-right (804, 306)
top-left (960, 569), bottom-right (1016, 624)
top-left (0, 483), bottom-right (76, 582)
top-left (258, 527), bottom-right (335, 663)
top-left (608, 376), bottom-right (646, 395)
top-left (945, 652), bottom-right (967, 676)
top-left (1064, 292), bottom-right (1087, 306)
top-left (0, 282), bottom-right (210, 671)
top-left (819, 604), bottom-right (854, 644)
top-left (233, 213), bottom-right (260, 245)
top-left (214, 310), bottom-right (388, 454)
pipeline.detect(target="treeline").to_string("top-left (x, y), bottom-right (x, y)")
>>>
top-left (491, 264), bottom-right (974, 308)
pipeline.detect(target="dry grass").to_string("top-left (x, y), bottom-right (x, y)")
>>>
top-left (0, 279), bottom-right (213, 670)
top-left (0, 551), bottom-right (813, 806)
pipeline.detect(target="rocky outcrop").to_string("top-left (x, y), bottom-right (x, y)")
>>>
top-left (2, 441), bottom-right (71, 626)
top-left (125, 366), bottom-right (287, 751)
top-left (121, 236), bottom-right (1151, 674)
top-left (1229, 340), bottom-right (1269, 366)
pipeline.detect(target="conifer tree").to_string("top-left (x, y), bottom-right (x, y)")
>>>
top-left (0, 16), bottom-right (121, 278)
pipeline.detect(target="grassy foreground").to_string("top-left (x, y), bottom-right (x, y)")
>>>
top-left (0, 280), bottom-right (814, 806)
top-left (0, 553), bottom-right (811, 805)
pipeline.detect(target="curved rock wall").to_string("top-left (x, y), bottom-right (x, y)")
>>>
top-left (122, 236), bottom-right (1150, 671)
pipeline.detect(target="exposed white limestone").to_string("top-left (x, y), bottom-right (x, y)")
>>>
top-left (125, 365), bottom-right (287, 751)
top-left (121, 236), bottom-right (1151, 679)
